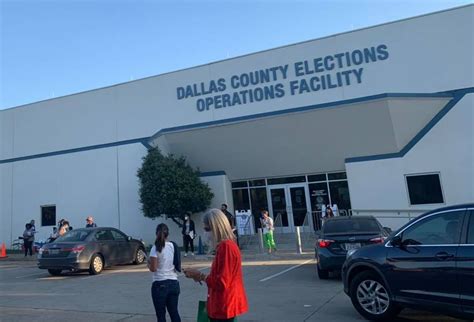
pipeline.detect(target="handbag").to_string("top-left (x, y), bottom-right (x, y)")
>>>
top-left (197, 300), bottom-right (210, 322)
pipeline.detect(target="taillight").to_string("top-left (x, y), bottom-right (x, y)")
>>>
top-left (65, 245), bottom-right (85, 253)
top-left (370, 237), bottom-right (385, 244)
top-left (318, 239), bottom-right (335, 248)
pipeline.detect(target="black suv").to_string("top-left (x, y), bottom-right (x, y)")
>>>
top-left (342, 204), bottom-right (474, 321)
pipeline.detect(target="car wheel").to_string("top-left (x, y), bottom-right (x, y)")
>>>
top-left (317, 265), bottom-right (329, 279)
top-left (89, 254), bottom-right (104, 275)
top-left (133, 248), bottom-right (146, 265)
top-left (349, 271), bottom-right (401, 321)
top-left (48, 269), bottom-right (62, 276)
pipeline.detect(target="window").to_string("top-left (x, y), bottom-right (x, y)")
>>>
top-left (329, 181), bottom-right (352, 210)
top-left (309, 183), bottom-right (329, 211)
top-left (95, 230), bottom-right (114, 241)
top-left (55, 230), bottom-right (90, 242)
top-left (468, 211), bottom-right (474, 244)
top-left (267, 176), bottom-right (306, 185)
top-left (308, 174), bottom-right (327, 182)
top-left (249, 179), bottom-right (266, 187)
top-left (323, 218), bottom-right (380, 234)
top-left (250, 188), bottom-right (268, 229)
top-left (231, 181), bottom-right (248, 188)
top-left (41, 205), bottom-right (56, 226)
top-left (328, 172), bottom-right (347, 180)
top-left (402, 211), bottom-right (464, 245)
top-left (111, 230), bottom-right (127, 241)
top-left (406, 174), bottom-right (444, 205)
top-left (232, 189), bottom-right (250, 211)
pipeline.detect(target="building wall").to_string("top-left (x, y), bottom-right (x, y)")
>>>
top-left (1, 6), bottom-right (473, 162)
top-left (0, 6), bottom-right (473, 244)
top-left (346, 94), bottom-right (474, 229)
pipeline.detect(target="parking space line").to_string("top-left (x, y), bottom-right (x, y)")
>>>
top-left (259, 259), bottom-right (313, 282)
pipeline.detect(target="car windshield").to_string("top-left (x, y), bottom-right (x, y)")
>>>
top-left (323, 218), bottom-right (380, 234)
top-left (54, 230), bottom-right (90, 242)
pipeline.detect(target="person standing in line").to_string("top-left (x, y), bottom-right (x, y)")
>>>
top-left (326, 206), bottom-right (335, 218)
top-left (181, 213), bottom-right (195, 257)
top-left (29, 220), bottom-right (37, 253)
top-left (86, 216), bottom-right (97, 228)
top-left (49, 227), bottom-right (59, 242)
top-left (58, 220), bottom-right (70, 237)
top-left (261, 210), bottom-right (277, 254)
top-left (184, 209), bottom-right (248, 322)
top-left (221, 203), bottom-right (239, 247)
top-left (148, 223), bottom-right (181, 322)
top-left (23, 223), bottom-right (35, 256)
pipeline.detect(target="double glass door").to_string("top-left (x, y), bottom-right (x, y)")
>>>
top-left (268, 184), bottom-right (312, 233)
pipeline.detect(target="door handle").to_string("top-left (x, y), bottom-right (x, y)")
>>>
top-left (435, 252), bottom-right (454, 260)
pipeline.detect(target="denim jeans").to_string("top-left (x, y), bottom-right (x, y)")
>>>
top-left (151, 279), bottom-right (181, 322)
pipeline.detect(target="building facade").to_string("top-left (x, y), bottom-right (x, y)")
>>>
top-left (1, 5), bottom-right (473, 246)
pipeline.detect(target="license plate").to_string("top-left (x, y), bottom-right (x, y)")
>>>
top-left (50, 249), bottom-right (60, 255)
top-left (345, 243), bottom-right (361, 251)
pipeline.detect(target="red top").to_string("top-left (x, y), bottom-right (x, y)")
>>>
top-left (205, 239), bottom-right (248, 319)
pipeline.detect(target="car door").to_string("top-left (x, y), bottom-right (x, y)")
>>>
top-left (458, 209), bottom-right (474, 316)
top-left (95, 229), bottom-right (116, 265)
top-left (110, 229), bottom-right (133, 264)
top-left (385, 209), bottom-right (465, 314)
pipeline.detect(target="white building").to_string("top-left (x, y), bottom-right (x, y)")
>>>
top-left (1, 5), bottom-right (473, 246)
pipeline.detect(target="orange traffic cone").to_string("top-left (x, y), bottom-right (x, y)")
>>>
top-left (0, 242), bottom-right (7, 258)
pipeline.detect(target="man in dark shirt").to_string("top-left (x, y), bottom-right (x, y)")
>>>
top-left (221, 203), bottom-right (239, 247)
top-left (86, 216), bottom-right (97, 228)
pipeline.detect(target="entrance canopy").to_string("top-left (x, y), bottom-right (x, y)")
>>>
top-left (149, 95), bottom-right (451, 180)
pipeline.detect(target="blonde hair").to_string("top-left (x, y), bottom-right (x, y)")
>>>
top-left (203, 208), bottom-right (235, 245)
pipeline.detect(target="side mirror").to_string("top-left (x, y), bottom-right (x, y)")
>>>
top-left (390, 235), bottom-right (402, 247)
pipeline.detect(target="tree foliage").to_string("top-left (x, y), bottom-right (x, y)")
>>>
top-left (137, 148), bottom-right (213, 226)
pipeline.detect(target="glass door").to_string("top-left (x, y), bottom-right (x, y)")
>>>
top-left (269, 187), bottom-right (290, 233)
top-left (268, 184), bottom-right (312, 233)
top-left (289, 186), bottom-right (309, 228)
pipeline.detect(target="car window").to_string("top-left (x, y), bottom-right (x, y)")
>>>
top-left (402, 211), bottom-right (464, 245)
top-left (111, 230), bottom-right (127, 241)
top-left (468, 211), bottom-right (474, 244)
top-left (55, 230), bottom-right (90, 242)
top-left (323, 218), bottom-right (380, 234)
top-left (95, 230), bottom-right (114, 241)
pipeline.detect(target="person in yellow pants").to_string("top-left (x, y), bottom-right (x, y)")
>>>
top-left (261, 211), bottom-right (277, 254)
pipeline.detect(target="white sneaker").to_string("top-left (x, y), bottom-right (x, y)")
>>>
top-left (184, 253), bottom-right (187, 257)
top-left (191, 252), bottom-right (195, 256)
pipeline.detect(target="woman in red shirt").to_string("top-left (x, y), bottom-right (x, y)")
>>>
top-left (184, 208), bottom-right (248, 322)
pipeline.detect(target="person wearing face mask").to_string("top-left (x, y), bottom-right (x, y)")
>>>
top-left (184, 209), bottom-right (248, 322)
top-left (181, 212), bottom-right (196, 257)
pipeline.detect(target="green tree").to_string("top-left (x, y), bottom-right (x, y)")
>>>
top-left (137, 148), bottom-right (214, 226)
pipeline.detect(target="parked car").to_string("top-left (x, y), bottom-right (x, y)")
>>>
top-left (315, 216), bottom-right (390, 279)
top-left (342, 204), bottom-right (474, 321)
top-left (38, 227), bottom-right (147, 276)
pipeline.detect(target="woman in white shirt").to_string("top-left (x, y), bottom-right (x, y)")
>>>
top-left (148, 223), bottom-right (181, 322)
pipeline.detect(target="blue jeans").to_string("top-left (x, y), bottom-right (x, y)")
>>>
top-left (151, 280), bottom-right (181, 322)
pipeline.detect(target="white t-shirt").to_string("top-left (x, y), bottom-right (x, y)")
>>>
top-left (149, 242), bottom-right (178, 282)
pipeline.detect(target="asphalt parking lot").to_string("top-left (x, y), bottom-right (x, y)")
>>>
top-left (0, 252), bottom-right (470, 322)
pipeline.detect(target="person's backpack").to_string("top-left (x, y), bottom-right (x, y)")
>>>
top-left (170, 241), bottom-right (181, 272)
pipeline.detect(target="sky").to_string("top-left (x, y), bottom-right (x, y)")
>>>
top-left (1, 0), bottom-right (472, 110)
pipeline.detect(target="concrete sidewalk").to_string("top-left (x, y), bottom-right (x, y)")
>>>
top-left (1, 248), bottom-right (313, 264)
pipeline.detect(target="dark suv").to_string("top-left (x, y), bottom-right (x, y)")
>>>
top-left (342, 204), bottom-right (474, 321)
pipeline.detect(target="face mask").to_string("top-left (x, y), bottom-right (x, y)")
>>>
top-left (184, 216), bottom-right (189, 220)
